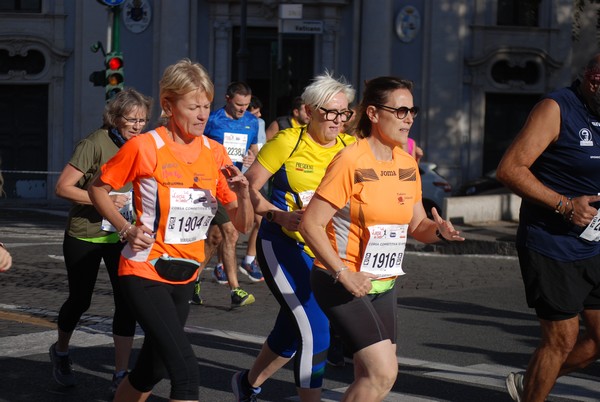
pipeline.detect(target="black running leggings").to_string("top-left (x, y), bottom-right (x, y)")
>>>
top-left (58, 234), bottom-right (136, 337)
top-left (120, 275), bottom-right (198, 401)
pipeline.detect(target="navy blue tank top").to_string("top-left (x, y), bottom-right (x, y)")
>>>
top-left (518, 81), bottom-right (600, 261)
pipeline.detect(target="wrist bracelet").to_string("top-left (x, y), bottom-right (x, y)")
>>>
top-left (563, 198), bottom-right (570, 214)
top-left (118, 222), bottom-right (130, 234)
top-left (554, 195), bottom-right (564, 214)
top-left (333, 267), bottom-right (348, 284)
top-left (562, 197), bottom-right (574, 221)
top-left (118, 224), bottom-right (133, 243)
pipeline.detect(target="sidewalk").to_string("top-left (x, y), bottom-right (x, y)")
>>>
top-left (407, 220), bottom-right (518, 256)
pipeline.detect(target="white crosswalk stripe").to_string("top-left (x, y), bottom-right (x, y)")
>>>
top-left (1, 314), bottom-right (597, 401)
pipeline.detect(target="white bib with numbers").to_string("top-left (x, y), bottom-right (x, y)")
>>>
top-left (580, 211), bottom-right (600, 242)
top-left (101, 190), bottom-right (134, 232)
top-left (164, 188), bottom-right (217, 244)
top-left (360, 224), bottom-right (408, 278)
top-left (223, 132), bottom-right (248, 163)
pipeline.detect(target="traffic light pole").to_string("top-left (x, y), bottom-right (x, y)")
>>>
top-left (90, 1), bottom-right (124, 99)
top-left (106, 5), bottom-right (121, 53)
top-left (111, 6), bottom-right (121, 53)
top-left (105, 5), bottom-right (123, 101)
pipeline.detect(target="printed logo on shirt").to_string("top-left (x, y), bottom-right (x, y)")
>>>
top-left (193, 173), bottom-right (213, 187)
top-left (398, 168), bottom-right (417, 181)
top-left (580, 128), bottom-right (594, 146)
top-left (397, 194), bottom-right (405, 204)
top-left (162, 163), bottom-right (183, 181)
top-left (381, 170), bottom-right (397, 177)
top-left (295, 162), bottom-right (314, 173)
top-left (193, 172), bottom-right (209, 180)
top-left (355, 168), bottom-right (379, 183)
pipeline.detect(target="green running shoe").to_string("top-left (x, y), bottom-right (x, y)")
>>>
top-left (231, 287), bottom-right (255, 307)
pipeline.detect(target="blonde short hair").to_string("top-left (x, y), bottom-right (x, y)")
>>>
top-left (159, 59), bottom-right (214, 110)
top-left (301, 71), bottom-right (355, 110)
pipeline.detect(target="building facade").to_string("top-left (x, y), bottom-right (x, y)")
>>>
top-left (0, 0), bottom-right (594, 200)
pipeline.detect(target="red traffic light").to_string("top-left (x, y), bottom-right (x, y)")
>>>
top-left (104, 52), bottom-right (124, 101)
top-left (107, 57), bottom-right (123, 70)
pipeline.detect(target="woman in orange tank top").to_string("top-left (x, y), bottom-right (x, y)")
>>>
top-left (89, 59), bottom-right (253, 402)
top-left (300, 76), bottom-right (464, 402)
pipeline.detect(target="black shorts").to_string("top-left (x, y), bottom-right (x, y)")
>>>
top-left (210, 202), bottom-right (230, 226)
top-left (310, 267), bottom-right (397, 354)
top-left (517, 246), bottom-right (600, 320)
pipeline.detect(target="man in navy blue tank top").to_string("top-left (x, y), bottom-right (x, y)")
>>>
top-left (498, 54), bottom-right (600, 402)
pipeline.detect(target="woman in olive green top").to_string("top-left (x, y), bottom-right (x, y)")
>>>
top-left (49, 89), bottom-right (152, 393)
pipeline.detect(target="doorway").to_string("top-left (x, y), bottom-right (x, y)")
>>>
top-left (483, 93), bottom-right (541, 173)
top-left (0, 84), bottom-right (49, 198)
top-left (232, 27), bottom-right (315, 125)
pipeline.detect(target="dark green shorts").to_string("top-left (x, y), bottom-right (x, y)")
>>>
top-left (211, 202), bottom-right (230, 226)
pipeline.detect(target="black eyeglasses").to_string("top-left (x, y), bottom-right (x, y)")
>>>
top-left (121, 116), bottom-right (149, 126)
top-left (373, 104), bottom-right (419, 119)
top-left (319, 107), bottom-right (354, 122)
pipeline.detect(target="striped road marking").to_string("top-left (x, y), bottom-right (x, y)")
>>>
top-left (1, 308), bottom-right (597, 401)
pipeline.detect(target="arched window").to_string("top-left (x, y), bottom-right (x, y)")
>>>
top-left (491, 60), bottom-right (540, 85)
top-left (0, 49), bottom-right (45, 75)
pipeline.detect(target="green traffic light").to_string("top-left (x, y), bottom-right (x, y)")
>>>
top-left (106, 87), bottom-right (122, 101)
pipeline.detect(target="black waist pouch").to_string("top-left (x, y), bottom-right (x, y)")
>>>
top-left (152, 256), bottom-right (199, 282)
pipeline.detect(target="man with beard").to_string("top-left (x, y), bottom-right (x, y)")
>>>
top-left (497, 53), bottom-right (600, 402)
top-left (265, 96), bottom-right (310, 141)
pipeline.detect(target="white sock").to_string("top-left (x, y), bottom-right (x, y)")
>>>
top-left (244, 256), bottom-right (255, 265)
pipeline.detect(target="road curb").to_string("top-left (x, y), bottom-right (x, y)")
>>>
top-left (407, 238), bottom-right (517, 256)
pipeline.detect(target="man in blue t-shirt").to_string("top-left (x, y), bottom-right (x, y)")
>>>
top-left (498, 53), bottom-right (600, 402)
top-left (205, 82), bottom-right (259, 170)
top-left (190, 82), bottom-right (264, 309)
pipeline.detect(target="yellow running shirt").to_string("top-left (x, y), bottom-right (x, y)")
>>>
top-left (257, 126), bottom-right (356, 257)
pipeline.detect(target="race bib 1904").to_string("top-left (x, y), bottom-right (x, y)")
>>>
top-left (164, 188), bottom-right (217, 244)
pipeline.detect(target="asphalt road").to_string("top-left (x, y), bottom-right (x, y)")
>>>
top-left (0, 206), bottom-right (598, 402)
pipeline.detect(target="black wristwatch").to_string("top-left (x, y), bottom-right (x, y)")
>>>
top-left (266, 210), bottom-right (275, 222)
